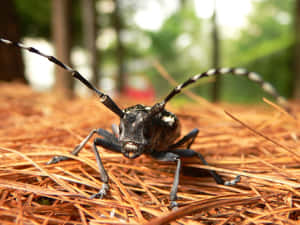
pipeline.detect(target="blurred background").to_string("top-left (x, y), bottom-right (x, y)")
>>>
top-left (0, 0), bottom-right (299, 103)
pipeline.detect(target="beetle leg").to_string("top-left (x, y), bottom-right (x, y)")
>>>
top-left (172, 149), bottom-right (240, 185)
top-left (170, 128), bottom-right (199, 149)
top-left (111, 124), bottom-right (119, 138)
top-left (89, 137), bottom-right (121, 199)
top-left (47, 128), bottom-right (122, 199)
top-left (151, 151), bottom-right (181, 210)
top-left (47, 128), bottom-right (119, 164)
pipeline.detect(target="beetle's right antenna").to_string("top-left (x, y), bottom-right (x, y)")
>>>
top-left (0, 38), bottom-right (124, 118)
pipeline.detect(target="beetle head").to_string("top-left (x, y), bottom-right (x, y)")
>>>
top-left (118, 105), bottom-right (152, 159)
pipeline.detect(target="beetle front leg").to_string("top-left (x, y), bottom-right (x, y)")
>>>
top-left (111, 124), bottom-right (119, 138)
top-left (151, 151), bottom-right (181, 210)
top-left (47, 128), bottom-right (119, 164)
top-left (170, 157), bottom-right (181, 209)
top-left (47, 128), bottom-right (122, 199)
top-left (47, 129), bottom-right (98, 164)
top-left (89, 137), bottom-right (121, 199)
top-left (89, 138), bottom-right (109, 199)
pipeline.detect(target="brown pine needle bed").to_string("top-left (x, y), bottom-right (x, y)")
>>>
top-left (0, 83), bottom-right (299, 225)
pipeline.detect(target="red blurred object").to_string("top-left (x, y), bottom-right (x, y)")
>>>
top-left (123, 85), bottom-right (155, 101)
top-left (123, 75), bottom-right (155, 101)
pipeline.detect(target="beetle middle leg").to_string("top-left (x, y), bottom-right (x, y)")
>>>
top-left (171, 129), bottom-right (240, 185)
top-left (173, 148), bottom-right (241, 185)
top-left (170, 128), bottom-right (199, 149)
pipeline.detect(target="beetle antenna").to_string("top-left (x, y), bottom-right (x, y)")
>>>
top-left (0, 38), bottom-right (124, 118)
top-left (163, 68), bottom-right (286, 107)
top-left (146, 68), bottom-right (288, 118)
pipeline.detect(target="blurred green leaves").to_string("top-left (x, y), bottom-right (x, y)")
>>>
top-left (14, 0), bottom-right (296, 102)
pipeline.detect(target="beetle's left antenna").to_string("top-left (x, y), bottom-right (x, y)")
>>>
top-left (145, 67), bottom-right (289, 119)
top-left (0, 38), bottom-right (124, 118)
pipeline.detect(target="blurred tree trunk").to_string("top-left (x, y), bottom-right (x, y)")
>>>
top-left (294, 0), bottom-right (300, 99)
top-left (112, 0), bottom-right (126, 93)
top-left (211, 0), bottom-right (221, 102)
top-left (180, 0), bottom-right (187, 8)
top-left (81, 0), bottom-right (100, 87)
top-left (52, 0), bottom-right (74, 97)
top-left (0, 1), bottom-right (26, 83)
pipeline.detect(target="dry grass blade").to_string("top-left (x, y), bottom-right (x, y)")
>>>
top-left (144, 194), bottom-right (261, 225)
top-left (0, 178), bottom-right (81, 197)
top-left (0, 82), bottom-right (299, 224)
top-left (224, 110), bottom-right (300, 158)
top-left (262, 97), bottom-right (296, 120)
top-left (0, 146), bottom-right (80, 194)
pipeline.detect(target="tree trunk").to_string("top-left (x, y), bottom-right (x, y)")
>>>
top-left (0, 1), bottom-right (26, 83)
top-left (180, 0), bottom-right (187, 8)
top-left (81, 0), bottom-right (100, 87)
top-left (293, 0), bottom-right (300, 99)
top-left (52, 0), bottom-right (74, 97)
top-left (211, 0), bottom-right (221, 102)
top-left (112, 0), bottom-right (126, 93)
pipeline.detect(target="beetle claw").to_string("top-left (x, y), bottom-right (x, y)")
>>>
top-left (47, 156), bottom-right (69, 165)
top-left (90, 183), bottom-right (109, 199)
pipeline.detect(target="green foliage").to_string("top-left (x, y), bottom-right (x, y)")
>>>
top-left (15, 0), bottom-right (51, 38)
top-left (145, 6), bottom-right (207, 97)
top-left (14, 0), bottom-right (82, 43)
top-left (234, 0), bottom-right (294, 52)
top-left (13, 0), bottom-right (296, 103)
top-left (221, 0), bottom-right (295, 102)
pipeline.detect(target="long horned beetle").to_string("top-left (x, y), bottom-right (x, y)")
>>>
top-left (0, 38), bottom-right (287, 209)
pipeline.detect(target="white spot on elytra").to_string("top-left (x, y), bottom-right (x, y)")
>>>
top-left (162, 115), bottom-right (175, 126)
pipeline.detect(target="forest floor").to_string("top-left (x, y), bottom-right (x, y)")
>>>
top-left (0, 82), bottom-right (299, 225)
